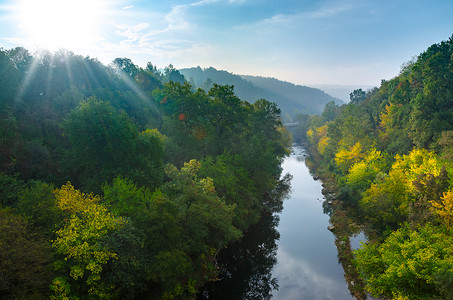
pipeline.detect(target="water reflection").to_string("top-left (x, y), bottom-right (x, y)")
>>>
top-left (198, 211), bottom-right (281, 300)
top-left (199, 148), bottom-right (354, 299)
top-left (273, 246), bottom-right (350, 299)
top-left (271, 151), bottom-right (353, 300)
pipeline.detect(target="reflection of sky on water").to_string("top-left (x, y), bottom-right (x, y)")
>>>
top-left (272, 154), bottom-right (353, 300)
top-left (273, 247), bottom-right (351, 300)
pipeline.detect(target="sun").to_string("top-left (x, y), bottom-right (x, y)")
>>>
top-left (15, 0), bottom-right (106, 51)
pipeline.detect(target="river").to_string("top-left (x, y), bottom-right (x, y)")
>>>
top-left (272, 146), bottom-right (353, 299)
top-left (198, 147), bottom-right (355, 299)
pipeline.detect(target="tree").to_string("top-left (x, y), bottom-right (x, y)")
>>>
top-left (164, 64), bottom-right (185, 83)
top-left (112, 57), bottom-right (139, 78)
top-left (346, 148), bottom-right (389, 193)
top-left (17, 180), bottom-right (62, 231)
top-left (354, 224), bottom-right (453, 299)
top-left (349, 88), bottom-right (366, 104)
top-left (206, 84), bottom-right (246, 141)
top-left (61, 97), bottom-right (164, 192)
top-left (200, 153), bottom-right (260, 231)
top-left (335, 142), bottom-right (365, 174)
top-left (360, 148), bottom-right (444, 235)
top-left (430, 188), bottom-right (453, 229)
top-left (0, 209), bottom-right (54, 299)
top-left (163, 160), bottom-right (242, 251)
top-left (146, 61), bottom-right (162, 79)
top-left (52, 183), bottom-right (125, 298)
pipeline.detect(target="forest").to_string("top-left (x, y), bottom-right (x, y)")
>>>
top-left (179, 66), bottom-right (342, 120)
top-left (0, 48), bottom-right (292, 299)
top-left (294, 35), bottom-right (453, 299)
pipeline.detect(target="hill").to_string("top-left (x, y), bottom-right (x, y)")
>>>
top-left (179, 67), bottom-right (343, 121)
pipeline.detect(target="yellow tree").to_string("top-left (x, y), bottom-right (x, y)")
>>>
top-left (347, 148), bottom-right (389, 192)
top-left (335, 141), bottom-right (365, 174)
top-left (391, 148), bottom-right (443, 193)
top-left (430, 189), bottom-right (453, 229)
top-left (360, 148), bottom-right (445, 234)
top-left (316, 124), bottom-right (330, 156)
top-left (52, 183), bottom-right (125, 298)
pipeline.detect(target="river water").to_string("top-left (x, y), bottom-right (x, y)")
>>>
top-left (272, 147), bottom-right (353, 299)
top-left (199, 147), bottom-right (354, 299)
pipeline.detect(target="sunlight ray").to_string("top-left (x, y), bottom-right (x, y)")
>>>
top-left (116, 69), bottom-right (152, 104)
top-left (82, 58), bottom-right (102, 90)
top-left (15, 54), bottom-right (39, 101)
top-left (61, 51), bottom-right (74, 88)
top-left (41, 51), bottom-right (55, 99)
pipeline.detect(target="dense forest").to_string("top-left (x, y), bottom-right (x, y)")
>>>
top-left (179, 67), bottom-right (342, 120)
top-left (0, 48), bottom-right (292, 299)
top-left (294, 35), bottom-right (453, 299)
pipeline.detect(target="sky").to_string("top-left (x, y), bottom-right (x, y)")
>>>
top-left (0, 0), bottom-right (452, 86)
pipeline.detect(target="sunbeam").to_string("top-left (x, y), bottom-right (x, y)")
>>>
top-left (15, 53), bottom-right (39, 102)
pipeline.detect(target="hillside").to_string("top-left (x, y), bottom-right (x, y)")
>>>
top-left (179, 67), bottom-right (343, 120)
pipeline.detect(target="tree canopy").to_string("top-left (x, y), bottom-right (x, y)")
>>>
top-left (0, 47), bottom-right (290, 298)
top-left (299, 35), bottom-right (453, 299)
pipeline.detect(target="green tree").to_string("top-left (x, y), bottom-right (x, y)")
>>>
top-left (354, 224), bottom-right (453, 300)
top-left (61, 97), bottom-right (164, 192)
top-left (0, 208), bottom-right (54, 299)
top-left (164, 64), bottom-right (185, 84)
top-left (112, 57), bottom-right (139, 78)
top-left (200, 153), bottom-right (260, 231)
top-left (17, 180), bottom-right (62, 231)
top-left (349, 88), bottom-right (366, 104)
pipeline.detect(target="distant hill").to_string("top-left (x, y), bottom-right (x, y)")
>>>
top-left (179, 67), bottom-right (343, 121)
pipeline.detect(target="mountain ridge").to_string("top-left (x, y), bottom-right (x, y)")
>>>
top-left (179, 66), bottom-right (344, 121)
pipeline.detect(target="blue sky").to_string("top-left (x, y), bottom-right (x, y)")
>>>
top-left (0, 0), bottom-right (452, 86)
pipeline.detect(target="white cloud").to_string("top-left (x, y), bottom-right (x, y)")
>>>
top-left (307, 3), bottom-right (356, 18)
top-left (109, 0), bottom-right (220, 63)
top-left (227, 0), bottom-right (247, 3)
top-left (190, 0), bottom-right (220, 6)
top-left (114, 23), bottom-right (150, 44)
top-left (272, 246), bottom-right (350, 300)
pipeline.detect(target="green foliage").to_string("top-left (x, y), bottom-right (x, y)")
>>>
top-left (346, 148), bottom-right (390, 193)
top-left (200, 153), bottom-right (260, 231)
top-left (349, 88), bottom-right (366, 104)
top-left (359, 149), bottom-right (444, 234)
top-left (17, 180), bottom-right (62, 231)
top-left (103, 162), bottom-right (242, 299)
top-left (0, 46), bottom-right (291, 298)
top-left (0, 173), bottom-right (24, 208)
top-left (360, 168), bottom-right (410, 234)
top-left (305, 35), bottom-right (453, 299)
top-left (0, 208), bottom-right (54, 299)
top-left (163, 160), bottom-right (242, 250)
top-left (354, 224), bottom-right (453, 299)
top-left (61, 98), bottom-right (164, 192)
